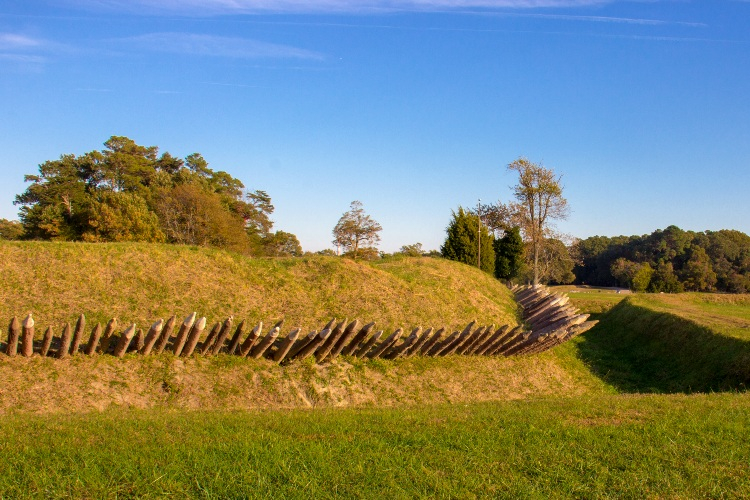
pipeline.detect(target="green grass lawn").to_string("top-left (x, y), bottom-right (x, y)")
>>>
top-left (2, 393), bottom-right (749, 499)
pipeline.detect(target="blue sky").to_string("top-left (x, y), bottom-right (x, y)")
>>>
top-left (1, 0), bottom-right (749, 252)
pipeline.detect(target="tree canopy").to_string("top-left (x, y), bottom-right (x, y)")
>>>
top-left (572, 226), bottom-right (750, 293)
top-left (14, 136), bottom-right (296, 256)
top-left (441, 207), bottom-right (495, 275)
top-left (332, 200), bottom-right (382, 260)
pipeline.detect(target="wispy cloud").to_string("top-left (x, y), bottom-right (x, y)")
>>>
top-left (0, 33), bottom-right (54, 70)
top-left (119, 33), bottom-right (324, 60)
top-left (66, 0), bottom-right (613, 15)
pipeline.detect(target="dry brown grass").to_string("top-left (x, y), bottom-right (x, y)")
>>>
top-left (0, 240), bottom-right (519, 337)
top-left (0, 350), bottom-right (605, 414)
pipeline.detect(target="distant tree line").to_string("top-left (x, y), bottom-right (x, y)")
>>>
top-left (9, 136), bottom-right (301, 256)
top-left (572, 225), bottom-right (750, 293)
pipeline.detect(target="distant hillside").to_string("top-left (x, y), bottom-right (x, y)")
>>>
top-left (0, 241), bottom-right (519, 334)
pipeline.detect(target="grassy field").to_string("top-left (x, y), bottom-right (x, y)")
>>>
top-left (3, 242), bottom-right (750, 497)
top-left (1, 393), bottom-right (748, 498)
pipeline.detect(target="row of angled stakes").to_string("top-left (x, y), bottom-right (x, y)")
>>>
top-left (1, 312), bottom-right (558, 364)
top-left (508, 284), bottom-right (599, 355)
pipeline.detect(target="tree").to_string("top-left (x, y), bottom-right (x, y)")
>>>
top-left (493, 226), bottom-right (523, 281)
top-left (0, 219), bottom-right (24, 240)
top-left (262, 230), bottom-right (302, 257)
top-left (441, 207), bottom-right (495, 274)
top-left (502, 158), bottom-right (569, 285)
top-left (398, 243), bottom-right (425, 257)
top-left (332, 201), bottom-right (382, 260)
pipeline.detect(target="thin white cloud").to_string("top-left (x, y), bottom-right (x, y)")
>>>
top-left (0, 34), bottom-right (45, 49)
top-left (67, 0), bottom-right (612, 15)
top-left (120, 33), bottom-right (324, 60)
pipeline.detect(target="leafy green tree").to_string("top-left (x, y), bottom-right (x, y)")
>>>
top-left (441, 207), bottom-right (495, 274)
top-left (493, 226), bottom-right (523, 281)
top-left (398, 243), bottom-right (425, 257)
top-left (491, 158), bottom-right (569, 285)
top-left (0, 219), bottom-right (24, 240)
top-left (262, 230), bottom-right (303, 257)
top-left (649, 261), bottom-right (683, 293)
top-left (82, 191), bottom-right (164, 242)
top-left (332, 201), bottom-right (382, 260)
top-left (682, 246), bottom-right (718, 291)
top-left (14, 136), bottom-right (298, 256)
top-left (631, 262), bottom-right (654, 292)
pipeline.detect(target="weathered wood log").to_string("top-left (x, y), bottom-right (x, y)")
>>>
top-left (180, 317), bottom-right (207, 358)
top-left (419, 327), bottom-right (445, 355)
top-left (69, 314), bottom-right (85, 356)
top-left (525, 294), bottom-right (563, 318)
top-left (140, 319), bottom-right (165, 356)
top-left (199, 322), bottom-right (222, 355)
top-left (226, 319), bottom-right (247, 355)
top-left (457, 325), bottom-right (488, 355)
top-left (154, 315), bottom-right (177, 354)
top-left (314, 319), bottom-right (347, 363)
top-left (286, 330), bottom-right (318, 360)
top-left (367, 328), bottom-right (403, 359)
top-left (384, 327), bottom-right (420, 360)
top-left (405, 327), bottom-right (433, 357)
top-left (329, 319), bottom-right (361, 360)
top-left (440, 321), bottom-right (476, 356)
top-left (532, 306), bottom-right (579, 331)
top-left (57, 323), bottom-right (73, 359)
top-left (429, 330), bottom-right (459, 356)
top-left (84, 323), bottom-right (102, 356)
top-left (340, 322), bottom-right (376, 357)
top-left (487, 326), bottom-right (525, 356)
top-left (250, 327), bottom-right (279, 359)
top-left (210, 317), bottom-right (234, 355)
top-left (273, 328), bottom-right (301, 363)
top-left (97, 318), bottom-right (119, 354)
top-left (40, 326), bottom-right (54, 357)
top-left (5, 317), bottom-right (20, 357)
top-left (474, 325), bottom-right (508, 356)
top-left (172, 312), bottom-right (197, 356)
top-left (20, 314), bottom-right (35, 357)
top-left (469, 325), bottom-right (497, 355)
top-left (354, 330), bottom-right (383, 358)
top-left (239, 322), bottom-right (262, 357)
top-left (295, 328), bottom-right (332, 361)
top-left (130, 329), bottom-right (145, 352)
top-left (112, 324), bottom-right (137, 358)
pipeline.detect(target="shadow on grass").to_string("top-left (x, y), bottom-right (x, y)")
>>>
top-left (575, 298), bottom-right (750, 393)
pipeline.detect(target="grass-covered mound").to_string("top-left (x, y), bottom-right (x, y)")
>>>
top-left (575, 293), bottom-right (750, 393)
top-left (0, 240), bottom-right (519, 334)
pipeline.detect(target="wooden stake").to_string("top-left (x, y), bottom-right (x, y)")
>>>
top-left (180, 317), bottom-right (207, 357)
top-left (97, 318), bottom-right (118, 354)
top-left (239, 322), bottom-right (262, 357)
top-left (329, 319), bottom-right (361, 359)
top-left (5, 317), bottom-right (20, 357)
top-left (153, 315), bottom-right (177, 354)
top-left (21, 314), bottom-right (34, 357)
top-left (172, 312), bottom-right (197, 356)
top-left (419, 327), bottom-right (445, 355)
top-left (199, 322), bottom-right (222, 355)
top-left (140, 319), bottom-right (165, 356)
top-left (69, 314), bottom-right (85, 356)
top-left (367, 328), bottom-right (403, 359)
top-left (210, 317), bottom-right (234, 355)
top-left (226, 319), bottom-right (246, 355)
top-left (340, 322), bottom-right (376, 357)
top-left (112, 324), bottom-right (137, 358)
top-left (273, 328), bottom-right (300, 363)
top-left (295, 328), bottom-right (332, 361)
top-left (57, 322), bottom-right (72, 359)
top-left (250, 327), bottom-right (279, 359)
top-left (84, 324), bottom-right (102, 356)
top-left (40, 326), bottom-right (54, 357)
top-left (354, 330), bottom-right (383, 358)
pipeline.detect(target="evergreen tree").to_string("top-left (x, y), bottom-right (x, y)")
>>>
top-left (441, 207), bottom-right (495, 274)
top-left (493, 226), bottom-right (523, 280)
